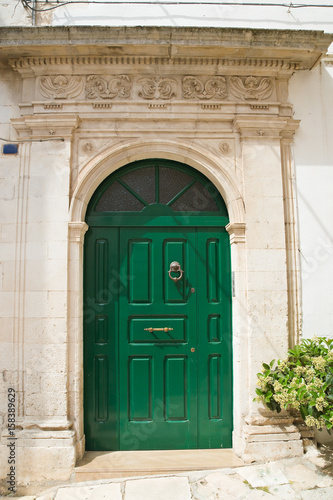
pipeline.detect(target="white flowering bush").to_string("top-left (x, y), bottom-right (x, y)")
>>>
top-left (254, 337), bottom-right (333, 430)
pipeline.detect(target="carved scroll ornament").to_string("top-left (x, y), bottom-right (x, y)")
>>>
top-left (229, 76), bottom-right (273, 100)
top-left (183, 76), bottom-right (227, 100)
top-left (40, 75), bottom-right (84, 99)
top-left (138, 77), bottom-right (177, 100)
top-left (85, 75), bottom-right (132, 99)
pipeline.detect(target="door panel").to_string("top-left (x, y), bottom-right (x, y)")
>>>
top-left (208, 354), bottom-right (221, 419)
top-left (128, 356), bottom-right (152, 421)
top-left (94, 355), bottom-right (109, 421)
top-left (129, 316), bottom-right (187, 344)
top-left (165, 356), bottom-right (188, 421)
top-left (163, 239), bottom-right (187, 303)
top-left (206, 238), bottom-right (221, 303)
top-left (128, 239), bottom-right (152, 303)
top-left (95, 239), bottom-right (109, 303)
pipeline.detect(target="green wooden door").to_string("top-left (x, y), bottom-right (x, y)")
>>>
top-left (84, 159), bottom-right (232, 451)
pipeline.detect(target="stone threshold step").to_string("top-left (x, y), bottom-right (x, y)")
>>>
top-left (75, 449), bottom-right (243, 482)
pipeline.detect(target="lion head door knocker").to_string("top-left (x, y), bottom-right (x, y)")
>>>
top-left (168, 261), bottom-right (184, 283)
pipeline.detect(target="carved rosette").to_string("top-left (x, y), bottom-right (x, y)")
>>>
top-left (138, 77), bottom-right (177, 100)
top-left (229, 76), bottom-right (273, 101)
top-left (80, 141), bottom-right (95, 155)
top-left (40, 75), bottom-right (84, 99)
top-left (220, 142), bottom-right (232, 155)
top-left (183, 76), bottom-right (227, 100)
top-left (85, 75), bottom-right (132, 99)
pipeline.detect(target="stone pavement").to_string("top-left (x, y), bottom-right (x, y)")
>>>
top-left (12, 446), bottom-right (333, 500)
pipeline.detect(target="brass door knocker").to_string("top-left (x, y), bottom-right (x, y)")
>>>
top-left (168, 261), bottom-right (184, 282)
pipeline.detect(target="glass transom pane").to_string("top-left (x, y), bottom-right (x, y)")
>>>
top-left (170, 181), bottom-right (219, 212)
top-left (120, 167), bottom-right (155, 205)
top-left (95, 181), bottom-right (145, 212)
top-left (159, 167), bottom-right (194, 205)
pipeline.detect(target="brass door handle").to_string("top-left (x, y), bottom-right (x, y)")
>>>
top-left (168, 261), bottom-right (184, 282)
top-left (144, 327), bottom-right (174, 333)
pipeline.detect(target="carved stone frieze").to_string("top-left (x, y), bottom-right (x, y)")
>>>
top-left (85, 75), bottom-right (132, 99)
top-left (229, 76), bottom-right (273, 101)
top-left (34, 72), bottom-right (276, 105)
top-left (138, 77), bottom-right (177, 100)
top-left (40, 75), bottom-right (84, 99)
top-left (183, 76), bottom-right (227, 100)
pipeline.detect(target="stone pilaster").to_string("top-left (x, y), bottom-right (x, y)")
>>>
top-left (68, 222), bottom-right (89, 461)
top-left (280, 121), bottom-right (302, 348)
top-left (226, 222), bottom-right (249, 457)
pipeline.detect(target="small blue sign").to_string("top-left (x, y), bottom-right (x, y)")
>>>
top-left (3, 144), bottom-right (18, 155)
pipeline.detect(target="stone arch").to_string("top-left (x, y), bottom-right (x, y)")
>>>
top-left (70, 139), bottom-right (245, 224)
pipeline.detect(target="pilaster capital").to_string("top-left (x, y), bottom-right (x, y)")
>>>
top-left (233, 116), bottom-right (288, 140)
top-left (11, 114), bottom-right (80, 140)
top-left (69, 222), bottom-right (89, 244)
top-left (226, 222), bottom-right (246, 244)
top-left (280, 119), bottom-right (301, 143)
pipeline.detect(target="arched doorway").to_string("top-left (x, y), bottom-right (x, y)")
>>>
top-left (83, 159), bottom-right (232, 451)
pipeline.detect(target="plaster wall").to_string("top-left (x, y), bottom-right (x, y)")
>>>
top-left (289, 61), bottom-right (333, 339)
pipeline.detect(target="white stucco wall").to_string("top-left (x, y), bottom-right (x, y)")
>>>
top-left (290, 61), bottom-right (333, 339)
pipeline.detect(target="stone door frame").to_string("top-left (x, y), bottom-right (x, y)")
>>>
top-left (68, 139), bottom-right (247, 459)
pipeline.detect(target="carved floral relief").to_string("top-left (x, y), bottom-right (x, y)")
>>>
top-left (40, 75), bottom-right (84, 99)
top-left (183, 76), bottom-right (227, 100)
top-left (85, 75), bottom-right (132, 99)
top-left (38, 73), bottom-right (275, 103)
top-left (229, 76), bottom-right (273, 100)
top-left (138, 77), bottom-right (177, 100)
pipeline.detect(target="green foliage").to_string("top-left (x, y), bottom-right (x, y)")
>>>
top-left (254, 337), bottom-right (333, 430)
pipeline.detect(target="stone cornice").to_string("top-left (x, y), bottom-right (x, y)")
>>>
top-left (0, 26), bottom-right (332, 72)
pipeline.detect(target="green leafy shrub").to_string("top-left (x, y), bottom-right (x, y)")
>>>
top-left (254, 337), bottom-right (333, 430)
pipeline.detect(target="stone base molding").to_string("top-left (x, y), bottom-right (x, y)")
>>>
top-left (0, 427), bottom-right (76, 495)
top-left (240, 410), bottom-right (303, 463)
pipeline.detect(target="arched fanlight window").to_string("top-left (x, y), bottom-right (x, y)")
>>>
top-left (88, 160), bottom-right (227, 217)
